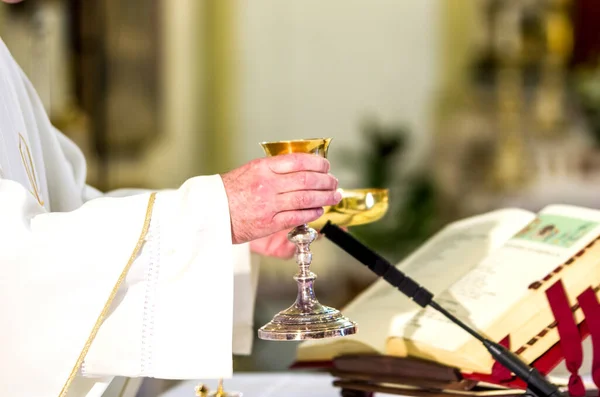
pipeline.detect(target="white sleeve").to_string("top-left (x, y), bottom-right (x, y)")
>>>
top-left (0, 45), bottom-right (254, 396)
top-left (54, 126), bottom-right (258, 369)
top-left (85, 188), bottom-right (258, 362)
top-left (232, 244), bottom-right (260, 356)
top-left (80, 175), bottom-right (237, 379)
top-left (0, 174), bottom-right (237, 397)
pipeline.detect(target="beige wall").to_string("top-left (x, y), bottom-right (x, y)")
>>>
top-left (0, 0), bottom-right (210, 190)
top-left (231, 0), bottom-right (443, 186)
top-left (1, 1), bottom-right (454, 191)
top-left (84, 0), bottom-right (209, 190)
top-left (438, 0), bottom-right (481, 97)
top-left (0, 0), bottom-right (74, 119)
top-left (137, 0), bottom-right (208, 188)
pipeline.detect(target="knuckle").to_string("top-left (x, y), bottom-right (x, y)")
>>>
top-left (250, 158), bottom-right (265, 172)
top-left (283, 214), bottom-right (298, 229)
top-left (258, 205), bottom-right (276, 226)
top-left (256, 216), bottom-right (271, 229)
top-left (304, 208), bottom-right (322, 223)
top-left (280, 208), bottom-right (323, 229)
top-left (327, 174), bottom-right (338, 189)
top-left (274, 212), bottom-right (294, 229)
top-left (297, 172), bottom-right (309, 188)
top-left (265, 156), bottom-right (284, 173)
top-left (250, 158), bottom-right (262, 167)
top-left (327, 191), bottom-right (337, 204)
top-left (292, 154), bottom-right (306, 170)
top-left (308, 156), bottom-right (323, 170)
top-left (293, 193), bottom-right (310, 208)
top-left (279, 156), bottom-right (297, 173)
top-left (317, 192), bottom-right (336, 207)
top-left (249, 179), bottom-right (267, 195)
top-left (290, 212), bottom-right (307, 227)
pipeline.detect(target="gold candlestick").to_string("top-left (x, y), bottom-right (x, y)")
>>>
top-left (195, 379), bottom-right (242, 397)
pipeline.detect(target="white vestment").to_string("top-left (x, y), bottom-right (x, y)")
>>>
top-left (0, 37), bottom-right (258, 397)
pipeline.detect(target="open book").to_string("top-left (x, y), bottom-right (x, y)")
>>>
top-left (296, 205), bottom-right (600, 375)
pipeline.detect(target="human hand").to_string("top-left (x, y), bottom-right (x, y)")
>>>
top-left (221, 153), bottom-right (341, 244)
top-left (250, 229), bottom-right (296, 259)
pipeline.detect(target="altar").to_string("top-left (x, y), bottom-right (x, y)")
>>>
top-left (156, 340), bottom-right (594, 397)
top-left (158, 372), bottom-right (391, 397)
top-left (158, 370), bottom-right (593, 397)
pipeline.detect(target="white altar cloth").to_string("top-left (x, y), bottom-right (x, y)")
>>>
top-left (158, 338), bottom-right (596, 397)
top-left (158, 371), bottom-right (597, 397)
top-left (158, 371), bottom-right (598, 397)
top-left (159, 372), bottom-right (386, 397)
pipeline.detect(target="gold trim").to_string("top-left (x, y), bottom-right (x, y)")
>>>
top-left (58, 192), bottom-right (157, 397)
top-left (18, 133), bottom-right (44, 206)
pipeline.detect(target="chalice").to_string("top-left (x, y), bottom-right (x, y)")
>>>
top-left (258, 138), bottom-right (389, 341)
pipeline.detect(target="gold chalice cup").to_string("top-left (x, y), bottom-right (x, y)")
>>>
top-left (257, 138), bottom-right (389, 341)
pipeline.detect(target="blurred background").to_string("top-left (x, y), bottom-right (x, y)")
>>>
top-left (1, 0), bottom-right (600, 394)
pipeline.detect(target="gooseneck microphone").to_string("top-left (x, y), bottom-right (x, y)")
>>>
top-left (320, 221), bottom-right (561, 397)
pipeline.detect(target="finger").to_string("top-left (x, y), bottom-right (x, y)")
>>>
top-left (272, 240), bottom-right (296, 260)
top-left (267, 153), bottom-right (330, 174)
top-left (276, 190), bottom-right (342, 211)
top-left (273, 208), bottom-right (325, 230)
top-left (275, 171), bottom-right (338, 193)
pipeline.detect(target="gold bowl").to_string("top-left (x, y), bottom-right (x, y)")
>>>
top-left (309, 188), bottom-right (389, 231)
top-left (260, 138), bottom-right (331, 157)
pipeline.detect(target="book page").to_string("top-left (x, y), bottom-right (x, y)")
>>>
top-left (297, 208), bottom-right (535, 356)
top-left (403, 205), bottom-right (600, 352)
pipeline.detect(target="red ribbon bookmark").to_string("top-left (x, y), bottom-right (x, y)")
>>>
top-left (546, 280), bottom-right (585, 397)
top-left (492, 336), bottom-right (513, 382)
top-left (578, 287), bottom-right (600, 394)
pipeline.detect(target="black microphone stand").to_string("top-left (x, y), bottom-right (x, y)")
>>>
top-left (320, 221), bottom-right (562, 397)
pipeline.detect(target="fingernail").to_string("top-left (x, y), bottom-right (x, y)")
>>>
top-left (334, 191), bottom-right (342, 202)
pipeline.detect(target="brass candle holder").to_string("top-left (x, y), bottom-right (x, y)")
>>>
top-left (257, 138), bottom-right (389, 341)
top-left (195, 379), bottom-right (241, 397)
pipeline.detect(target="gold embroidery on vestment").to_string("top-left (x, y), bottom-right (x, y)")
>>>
top-left (58, 192), bottom-right (157, 397)
top-left (18, 133), bottom-right (44, 206)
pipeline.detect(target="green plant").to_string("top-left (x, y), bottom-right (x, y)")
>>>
top-left (335, 121), bottom-right (440, 263)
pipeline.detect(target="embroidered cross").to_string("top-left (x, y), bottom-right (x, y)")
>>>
top-left (18, 133), bottom-right (44, 206)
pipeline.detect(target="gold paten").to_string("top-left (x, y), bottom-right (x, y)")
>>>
top-left (309, 188), bottom-right (389, 230)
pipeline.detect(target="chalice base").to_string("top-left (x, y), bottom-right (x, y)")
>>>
top-left (258, 301), bottom-right (357, 341)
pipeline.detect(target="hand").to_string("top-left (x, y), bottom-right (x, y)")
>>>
top-left (250, 226), bottom-right (348, 259)
top-left (250, 229), bottom-right (296, 259)
top-left (221, 153), bottom-right (341, 244)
